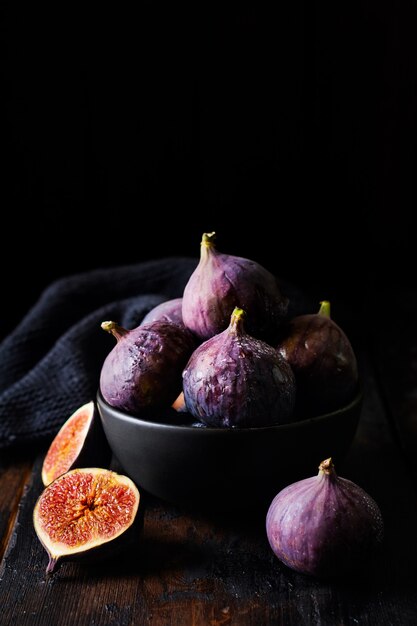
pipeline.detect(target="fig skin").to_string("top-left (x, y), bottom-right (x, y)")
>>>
top-left (141, 298), bottom-right (184, 327)
top-left (141, 301), bottom-right (197, 411)
top-left (182, 307), bottom-right (296, 428)
top-left (277, 301), bottom-right (358, 415)
top-left (266, 458), bottom-right (384, 578)
top-left (100, 320), bottom-right (195, 415)
top-left (41, 401), bottom-right (111, 486)
top-left (33, 468), bottom-right (142, 575)
top-left (182, 232), bottom-right (288, 343)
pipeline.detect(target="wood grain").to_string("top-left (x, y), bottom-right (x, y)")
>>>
top-left (0, 450), bottom-right (34, 563)
top-left (1, 351), bottom-right (417, 625)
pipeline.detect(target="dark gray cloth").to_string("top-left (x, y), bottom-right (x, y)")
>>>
top-left (0, 257), bottom-right (198, 451)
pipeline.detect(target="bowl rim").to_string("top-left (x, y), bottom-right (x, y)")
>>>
top-left (96, 385), bottom-right (363, 435)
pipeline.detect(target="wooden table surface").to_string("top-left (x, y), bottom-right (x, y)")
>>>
top-left (2, 291), bottom-right (417, 625)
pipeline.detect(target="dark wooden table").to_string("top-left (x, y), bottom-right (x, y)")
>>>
top-left (2, 290), bottom-right (417, 625)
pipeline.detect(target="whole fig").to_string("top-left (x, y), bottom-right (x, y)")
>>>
top-left (100, 320), bottom-right (194, 414)
top-left (182, 232), bottom-right (287, 342)
top-left (277, 301), bottom-right (358, 415)
top-left (141, 298), bottom-right (184, 327)
top-left (266, 458), bottom-right (384, 578)
top-left (182, 307), bottom-right (295, 428)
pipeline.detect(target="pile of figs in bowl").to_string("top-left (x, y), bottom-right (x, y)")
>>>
top-left (96, 232), bottom-right (362, 511)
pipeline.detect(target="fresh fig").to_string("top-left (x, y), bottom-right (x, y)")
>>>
top-left (41, 402), bottom-right (111, 486)
top-left (172, 391), bottom-right (187, 412)
top-left (266, 458), bottom-right (384, 578)
top-left (141, 297), bottom-right (184, 327)
top-left (182, 232), bottom-right (287, 342)
top-left (33, 468), bottom-right (141, 575)
top-left (277, 301), bottom-right (359, 415)
top-left (182, 307), bottom-right (296, 427)
top-left (100, 320), bottom-right (195, 415)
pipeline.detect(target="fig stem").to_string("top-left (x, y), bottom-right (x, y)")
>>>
top-left (319, 457), bottom-right (335, 475)
top-left (46, 556), bottom-right (59, 576)
top-left (201, 232), bottom-right (216, 248)
top-left (318, 301), bottom-right (331, 318)
top-left (229, 307), bottom-right (246, 333)
top-left (101, 321), bottom-right (128, 341)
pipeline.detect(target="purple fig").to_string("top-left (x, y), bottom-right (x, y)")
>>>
top-left (182, 232), bottom-right (287, 342)
top-left (266, 458), bottom-right (384, 578)
top-left (141, 298), bottom-right (184, 327)
top-left (277, 301), bottom-right (358, 415)
top-left (100, 320), bottom-right (195, 415)
top-left (182, 307), bottom-right (296, 428)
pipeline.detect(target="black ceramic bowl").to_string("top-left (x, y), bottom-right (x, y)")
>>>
top-left (97, 389), bottom-right (362, 511)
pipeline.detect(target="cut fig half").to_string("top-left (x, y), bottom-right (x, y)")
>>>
top-left (41, 402), bottom-right (111, 486)
top-left (34, 468), bottom-right (141, 575)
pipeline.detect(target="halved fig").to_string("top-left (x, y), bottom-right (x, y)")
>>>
top-left (41, 402), bottom-right (111, 486)
top-left (33, 468), bottom-right (141, 574)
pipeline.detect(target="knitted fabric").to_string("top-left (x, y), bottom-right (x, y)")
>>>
top-left (0, 258), bottom-right (197, 450)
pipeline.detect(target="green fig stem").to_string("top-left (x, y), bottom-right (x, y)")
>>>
top-left (101, 321), bottom-right (128, 341)
top-left (319, 457), bottom-right (335, 475)
top-left (229, 307), bottom-right (246, 334)
top-left (318, 301), bottom-right (331, 318)
top-left (201, 232), bottom-right (216, 248)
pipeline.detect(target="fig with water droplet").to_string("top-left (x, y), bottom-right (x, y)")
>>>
top-left (141, 298), bottom-right (184, 327)
top-left (266, 458), bottom-right (384, 578)
top-left (277, 301), bottom-right (358, 415)
top-left (182, 307), bottom-right (296, 428)
top-left (41, 401), bottom-right (111, 486)
top-left (182, 232), bottom-right (287, 342)
top-left (33, 468), bottom-right (141, 575)
top-left (100, 320), bottom-right (195, 415)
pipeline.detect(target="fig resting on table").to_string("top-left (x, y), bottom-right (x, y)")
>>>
top-left (266, 458), bottom-right (384, 577)
top-left (42, 401), bottom-right (111, 486)
top-left (33, 468), bottom-right (141, 575)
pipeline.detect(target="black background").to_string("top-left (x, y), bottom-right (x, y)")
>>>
top-left (1, 2), bottom-right (415, 337)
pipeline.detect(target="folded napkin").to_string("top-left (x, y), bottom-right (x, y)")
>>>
top-left (0, 257), bottom-right (310, 452)
top-left (0, 258), bottom-right (199, 451)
